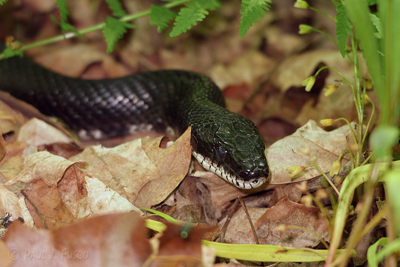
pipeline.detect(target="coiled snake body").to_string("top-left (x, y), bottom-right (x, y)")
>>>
top-left (0, 46), bottom-right (269, 189)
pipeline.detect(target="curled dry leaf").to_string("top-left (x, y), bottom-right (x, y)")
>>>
top-left (3, 212), bottom-right (151, 266)
top-left (70, 127), bottom-right (192, 208)
top-left (0, 99), bottom-right (26, 138)
top-left (267, 120), bottom-right (357, 184)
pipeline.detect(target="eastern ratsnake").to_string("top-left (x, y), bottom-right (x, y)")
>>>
top-left (0, 45), bottom-right (270, 189)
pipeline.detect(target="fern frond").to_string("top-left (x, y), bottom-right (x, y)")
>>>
top-left (335, 3), bottom-right (353, 57)
top-left (150, 5), bottom-right (177, 33)
top-left (105, 0), bottom-right (126, 18)
top-left (369, 13), bottom-right (382, 39)
top-left (55, 0), bottom-right (69, 25)
top-left (50, 15), bottom-right (84, 39)
top-left (170, 3), bottom-right (208, 37)
top-left (0, 0), bottom-right (8, 5)
top-left (239, 0), bottom-right (271, 39)
top-left (196, 0), bottom-right (221, 10)
top-left (170, 0), bottom-right (221, 37)
top-left (102, 16), bottom-right (135, 53)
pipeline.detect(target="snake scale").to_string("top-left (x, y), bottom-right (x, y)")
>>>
top-left (0, 45), bottom-right (269, 189)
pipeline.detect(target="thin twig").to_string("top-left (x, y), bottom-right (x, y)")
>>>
top-left (238, 197), bottom-right (259, 244)
top-left (218, 198), bottom-right (239, 243)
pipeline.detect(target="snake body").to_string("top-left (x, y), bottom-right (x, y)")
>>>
top-left (0, 46), bottom-right (269, 189)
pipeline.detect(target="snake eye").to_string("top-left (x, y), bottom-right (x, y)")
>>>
top-left (218, 146), bottom-right (227, 157)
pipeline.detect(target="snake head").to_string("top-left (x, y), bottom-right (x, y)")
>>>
top-left (190, 111), bottom-right (270, 189)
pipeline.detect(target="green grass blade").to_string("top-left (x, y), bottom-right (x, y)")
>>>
top-left (202, 240), bottom-right (352, 262)
top-left (342, 0), bottom-right (383, 98)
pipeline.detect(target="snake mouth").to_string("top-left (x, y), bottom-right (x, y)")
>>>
top-left (192, 151), bottom-right (268, 189)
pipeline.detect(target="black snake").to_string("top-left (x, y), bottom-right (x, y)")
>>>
top-left (0, 45), bottom-right (270, 189)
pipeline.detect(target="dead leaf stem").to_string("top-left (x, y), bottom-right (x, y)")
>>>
top-left (21, 190), bottom-right (48, 229)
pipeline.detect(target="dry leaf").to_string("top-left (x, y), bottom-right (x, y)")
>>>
top-left (17, 118), bottom-right (73, 146)
top-left (267, 120), bottom-right (356, 184)
top-left (255, 198), bottom-right (330, 247)
top-left (0, 99), bottom-right (26, 138)
top-left (2, 212), bottom-right (151, 266)
top-left (0, 240), bottom-right (14, 267)
top-left (218, 206), bottom-right (268, 244)
top-left (209, 50), bottom-right (276, 91)
top-left (0, 184), bottom-right (34, 229)
top-left (70, 128), bottom-right (191, 208)
top-left (3, 151), bottom-right (140, 228)
top-left (31, 44), bottom-right (130, 78)
top-left (149, 222), bottom-right (215, 267)
top-left (220, 198), bottom-right (329, 247)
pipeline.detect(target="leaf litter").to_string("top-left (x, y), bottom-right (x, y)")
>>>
top-left (0, 0), bottom-right (374, 265)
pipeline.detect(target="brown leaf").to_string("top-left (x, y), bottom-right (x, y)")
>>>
top-left (70, 128), bottom-right (192, 208)
top-left (0, 240), bottom-right (14, 267)
top-left (255, 198), bottom-right (330, 247)
top-left (138, 128), bottom-right (192, 207)
top-left (37, 143), bottom-right (83, 159)
top-left (220, 198), bottom-right (329, 247)
top-left (0, 92), bottom-right (77, 143)
top-left (0, 184), bottom-right (34, 229)
top-left (17, 118), bottom-right (73, 146)
top-left (267, 120), bottom-right (357, 184)
top-left (173, 177), bottom-right (218, 224)
top-left (0, 99), bottom-right (26, 138)
top-left (24, 179), bottom-right (76, 229)
top-left (218, 206), bottom-right (268, 244)
top-left (3, 212), bottom-right (151, 266)
top-left (149, 222), bottom-right (215, 267)
top-left (3, 151), bottom-right (140, 228)
top-left (31, 44), bottom-right (130, 78)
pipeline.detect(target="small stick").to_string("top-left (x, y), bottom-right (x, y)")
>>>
top-left (218, 198), bottom-right (240, 243)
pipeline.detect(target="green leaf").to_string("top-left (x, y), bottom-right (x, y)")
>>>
top-left (169, 0), bottom-right (221, 37)
top-left (367, 237), bottom-right (400, 267)
top-left (149, 4), bottom-right (177, 33)
top-left (370, 125), bottom-right (400, 160)
top-left (384, 170), bottom-right (400, 236)
top-left (54, 0), bottom-right (69, 25)
top-left (170, 3), bottom-right (208, 37)
top-left (342, 0), bottom-right (384, 102)
top-left (367, 237), bottom-right (388, 267)
top-left (102, 16), bottom-right (135, 53)
top-left (0, 0), bottom-right (8, 5)
top-left (50, 15), bottom-right (84, 39)
top-left (203, 240), bottom-right (353, 262)
top-left (196, 0), bottom-right (221, 10)
top-left (1, 46), bottom-right (23, 58)
top-left (369, 13), bottom-right (382, 39)
top-left (335, 3), bottom-right (353, 57)
top-left (105, 0), bottom-right (126, 18)
top-left (239, 0), bottom-right (271, 39)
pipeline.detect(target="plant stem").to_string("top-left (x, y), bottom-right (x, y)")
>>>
top-left (309, 7), bottom-right (337, 22)
top-left (350, 35), bottom-right (363, 168)
top-left (0, 0), bottom-right (190, 60)
top-left (313, 164), bottom-right (340, 196)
